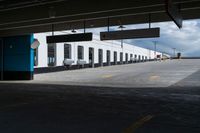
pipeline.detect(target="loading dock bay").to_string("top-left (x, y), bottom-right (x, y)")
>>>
top-left (0, 0), bottom-right (200, 132)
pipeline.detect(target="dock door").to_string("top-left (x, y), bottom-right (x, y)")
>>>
top-left (114, 51), bottom-right (117, 65)
top-left (125, 53), bottom-right (128, 64)
top-left (120, 52), bottom-right (123, 64)
top-left (106, 50), bottom-right (111, 66)
top-left (89, 47), bottom-right (94, 68)
top-left (98, 49), bottom-right (103, 67)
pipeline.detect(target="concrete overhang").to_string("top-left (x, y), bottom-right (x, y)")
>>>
top-left (0, 0), bottom-right (200, 36)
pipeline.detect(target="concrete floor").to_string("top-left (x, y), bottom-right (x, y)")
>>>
top-left (33, 59), bottom-right (200, 87)
top-left (0, 59), bottom-right (200, 133)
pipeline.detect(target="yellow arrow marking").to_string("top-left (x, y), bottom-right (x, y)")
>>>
top-left (102, 74), bottom-right (113, 79)
top-left (149, 75), bottom-right (160, 80)
top-left (123, 115), bottom-right (154, 133)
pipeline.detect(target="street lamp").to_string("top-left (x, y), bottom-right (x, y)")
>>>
top-left (153, 41), bottom-right (157, 60)
top-left (118, 25), bottom-right (126, 48)
top-left (172, 48), bottom-right (176, 59)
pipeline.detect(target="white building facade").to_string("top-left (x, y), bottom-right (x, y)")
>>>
top-left (34, 31), bottom-right (165, 70)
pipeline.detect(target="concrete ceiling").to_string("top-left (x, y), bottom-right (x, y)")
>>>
top-left (0, 0), bottom-right (200, 36)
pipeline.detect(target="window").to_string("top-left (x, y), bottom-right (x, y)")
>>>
top-left (64, 44), bottom-right (71, 59)
top-left (78, 46), bottom-right (84, 60)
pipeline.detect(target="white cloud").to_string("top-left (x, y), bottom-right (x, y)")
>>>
top-left (124, 19), bottom-right (200, 56)
top-left (87, 19), bottom-right (200, 57)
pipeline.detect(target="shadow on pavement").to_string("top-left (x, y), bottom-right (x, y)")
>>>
top-left (0, 83), bottom-right (199, 133)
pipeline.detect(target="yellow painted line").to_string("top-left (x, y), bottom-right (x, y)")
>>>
top-left (102, 74), bottom-right (113, 79)
top-left (123, 115), bottom-right (154, 133)
top-left (149, 75), bottom-right (160, 81)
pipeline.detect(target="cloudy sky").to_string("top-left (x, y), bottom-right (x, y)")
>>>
top-left (86, 19), bottom-right (200, 57)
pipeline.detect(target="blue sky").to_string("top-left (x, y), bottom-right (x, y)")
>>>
top-left (86, 19), bottom-right (200, 57)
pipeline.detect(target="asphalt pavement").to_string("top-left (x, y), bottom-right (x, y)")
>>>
top-left (0, 59), bottom-right (200, 133)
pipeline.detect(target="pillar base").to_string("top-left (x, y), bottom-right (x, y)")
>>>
top-left (2, 71), bottom-right (33, 80)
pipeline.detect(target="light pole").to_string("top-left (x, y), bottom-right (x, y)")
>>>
top-left (153, 41), bottom-right (157, 60)
top-left (118, 25), bottom-right (126, 48)
top-left (172, 48), bottom-right (176, 59)
top-left (118, 25), bottom-right (125, 64)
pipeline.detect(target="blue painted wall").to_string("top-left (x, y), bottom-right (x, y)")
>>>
top-left (3, 34), bottom-right (34, 72)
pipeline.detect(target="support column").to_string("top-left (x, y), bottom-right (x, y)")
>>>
top-left (0, 38), bottom-right (3, 80)
top-left (1, 34), bottom-right (34, 80)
